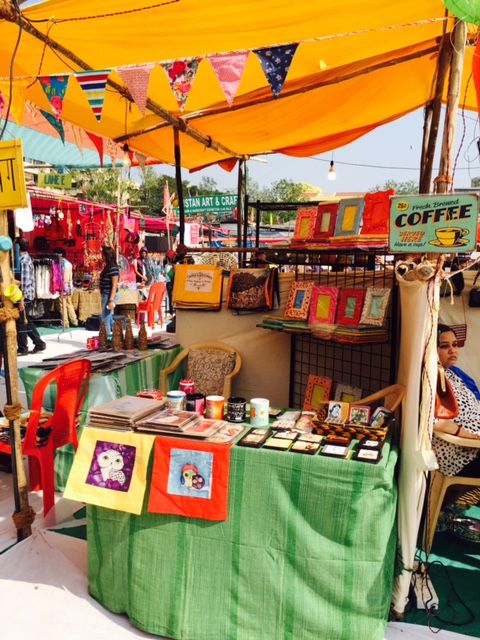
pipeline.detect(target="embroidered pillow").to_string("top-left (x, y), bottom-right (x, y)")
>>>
top-left (187, 349), bottom-right (236, 397)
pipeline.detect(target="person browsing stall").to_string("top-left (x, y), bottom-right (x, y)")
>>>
top-left (432, 324), bottom-right (480, 477)
top-left (99, 246), bottom-right (119, 336)
top-left (15, 238), bottom-right (47, 355)
top-left (53, 247), bottom-right (78, 328)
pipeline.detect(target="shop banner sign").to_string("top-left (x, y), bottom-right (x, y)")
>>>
top-left (174, 193), bottom-right (237, 216)
top-left (389, 194), bottom-right (478, 253)
top-left (0, 139), bottom-right (28, 209)
top-left (38, 173), bottom-right (73, 189)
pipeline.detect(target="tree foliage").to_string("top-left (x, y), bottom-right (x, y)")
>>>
top-left (368, 179), bottom-right (418, 194)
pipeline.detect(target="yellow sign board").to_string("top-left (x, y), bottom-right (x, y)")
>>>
top-left (0, 139), bottom-right (28, 210)
top-left (38, 172), bottom-right (73, 189)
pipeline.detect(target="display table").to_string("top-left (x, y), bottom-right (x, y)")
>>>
top-left (19, 346), bottom-right (181, 490)
top-left (87, 438), bottom-right (397, 640)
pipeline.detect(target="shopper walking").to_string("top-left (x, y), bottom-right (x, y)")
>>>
top-left (99, 245), bottom-right (119, 336)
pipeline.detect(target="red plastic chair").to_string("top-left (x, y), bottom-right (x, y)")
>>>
top-left (136, 282), bottom-right (166, 328)
top-left (0, 359), bottom-right (91, 516)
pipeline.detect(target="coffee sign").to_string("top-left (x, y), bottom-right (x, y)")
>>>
top-left (389, 194), bottom-right (478, 253)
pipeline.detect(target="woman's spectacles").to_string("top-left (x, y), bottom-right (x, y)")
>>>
top-left (439, 342), bottom-right (459, 349)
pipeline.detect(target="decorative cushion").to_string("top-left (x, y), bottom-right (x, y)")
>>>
top-left (187, 349), bottom-right (237, 397)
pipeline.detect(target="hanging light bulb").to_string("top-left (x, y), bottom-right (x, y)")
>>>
top-left (328, 159), bottom-right (336, 181)
top-left (122, 143), bottom-right (131, 167)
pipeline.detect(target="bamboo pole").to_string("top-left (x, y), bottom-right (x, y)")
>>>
top-left (173, 128), bottom-right (185, 245)
top-left (0, 212), bottom-right (32, 541)
top-left (436, 20), bottom-right (467, 194)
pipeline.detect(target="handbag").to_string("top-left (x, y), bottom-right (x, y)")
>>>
top-left (435, 365), bottom-right (459, 420)
top-left (468, 271), bottom-right (480, 307)
top-left (227, 267), bottom-right (279, 312)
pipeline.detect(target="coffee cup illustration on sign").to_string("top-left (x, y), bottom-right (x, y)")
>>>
top-left (430, 227), bottom-right (469, 247)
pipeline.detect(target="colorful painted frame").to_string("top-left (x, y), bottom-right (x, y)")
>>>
top-left (334, 383), bottom-right (362, 403)
top-left (292, 207), bottom-right (317, 241)
top-left (336, 288), bottom-right (366, 326)
top-left (284, 280), bottom-right (314, 320)
top-left (348, 404), bottom-right (372, 425)
top-left (333, 197), bottom-right (365, 237)
top-left (308, 286), bottom-right (339, 325)
top-left (360, 287), bottom-right (391, 326)
top-left (303, 374), bottom-right (333, 411)
top-left (312, 202), bottom-right (338, 240)
top-left (326, 401), bottom-right (350, 424)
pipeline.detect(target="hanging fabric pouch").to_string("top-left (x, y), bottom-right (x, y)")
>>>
top-left (227, 267), bottom-right (279, 312)
top-left (435, 365), bottom-right (459, 420)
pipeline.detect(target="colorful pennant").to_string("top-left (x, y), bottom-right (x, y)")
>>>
top-left (64, 427), bottom-right (155, 515)
top-left (38, 75), bottom-right (69, 120)
top-left (148, 437), bottom-right (231, 521)
top-left (86, 131), bottom-right (104, 167)
top-left (208, 52), bottom-right (249, 106)
top-left (0, 79), bottom-right (27, 125)
top-left (118, 63), bottom-right (154, 115)
top-left (254, 44), bottom-right (298, 97)
top-left (40, 109), bottom-right (65, 143)
top-left (105, 137), bottom-right (120, 167)
top-left (161, 58), bottom-right (200, 111)
top-left (75, 70), bottom-right (111, 121)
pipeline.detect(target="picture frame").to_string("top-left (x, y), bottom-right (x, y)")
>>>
top-left (361, 189), bottom-right (395, 235)
top-left (334, 383), bottom-right (362, 403)
top-left (333, 197), bottom-right (365, 237)
top-left (348, 404), bottom-right (371, 425)
top-left (284, 280), bottom-right (314, 320)
top-left (312, 202), bottom-right (338, 241)
top-left (326, 401), bottom-right (350, 424)
top-left (303, 374), bottom-right (333, 411)
top-left (336, 288), bottom-right (366, 326)
top-left (308, 286), bottom-right (339, 325)
top-left (360, 287), bottom-right (391, 326)
top-left (292, 207), bottom-right (317, 241)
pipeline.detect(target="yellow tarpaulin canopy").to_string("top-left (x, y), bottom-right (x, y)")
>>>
top-left (0, 0), bottom-right (477, 170)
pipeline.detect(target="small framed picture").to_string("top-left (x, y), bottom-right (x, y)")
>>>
top-left (360, 287), bottom-right (391, 327)
top-left (303, 374), bottom-right (333, 411)
top-left (312, 202), bottom-right (338, 241)
top-left (333, 197), bottom-right (365, 238)
top-left (336, 288), bottom-right (366, 327)
top-left (284, 280), bottom-right (314, 320)
top-left (326, 401), bottom-right (349, 424)
top-left (292, 207), bottom-right (317, 241)
top-left (348, 404), bottom-right (371, 425)
top-left (334, 384), bottom-right (362, 403)
top-left (370, 407), bottom-right (394, 429)
top-left (308, 286), bottom-right (339, 325)
top-left (360, 189), bottom-right (394, 236)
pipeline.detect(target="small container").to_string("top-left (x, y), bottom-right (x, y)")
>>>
top-left (186, 393), bottom-right (205, 414)
top-left (179, 378), bottom-right (195, 394)
top-left (249, 397), bottom-right (270, 427)
top-left (205, 395), bottom-right (225, 420)
top-left (227, 396), bottom-right (247, 423)
top-left (166, 390), bottom-right (186, 410)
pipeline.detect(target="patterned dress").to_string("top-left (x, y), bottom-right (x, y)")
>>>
top-left (432, 368), bottom-right (480, 475)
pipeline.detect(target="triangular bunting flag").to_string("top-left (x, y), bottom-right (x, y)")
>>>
top-left (208, 52), bottom-right (249, 106)
top-left (67, 122), bottom-right (86, 157)
top-left (86, 131), bottom-right (104, 167)
top-left (40, 109), bottom-right (65, 143)
top-left (135, 151), bottom-right (147, 175)
top-left (75, 70), bottom-right (111, 121)
top-left (105, 138), bottom-right (120, 167)
top-left (0, 90), bottom-right (5, 113)
top-left (161, 58), bottom-right (200, 111)
top-left (38, 75), bottom-right (69, 120)
top-left (0, 79), bottom-right (27, 125)
top-left (254, 44), bottom-right (298, 97)
top-left (118, 64), bottom-right (154, 114)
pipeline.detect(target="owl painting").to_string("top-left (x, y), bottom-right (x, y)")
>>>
top-left (97, 449), bottom-right (126, 485)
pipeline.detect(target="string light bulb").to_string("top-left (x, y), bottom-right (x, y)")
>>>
top-left (122, 143), bottom-right (131, 167)
top-left (328, 159), bottom-right (336, 181)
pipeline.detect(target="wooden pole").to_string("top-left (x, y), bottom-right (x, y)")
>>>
top-left (173, 128), bottom-right (185, 245)
top-left (419, 36), bottom-right (452, 193)
top-left (0, 212), bottom-right (32, 541)
top-left (436, 20), bottom-right (467, 194)
top-left (236, 160), bottom-right (244, 265)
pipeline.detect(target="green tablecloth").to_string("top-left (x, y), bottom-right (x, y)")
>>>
top-left (19, 347), bottom-right (181, 490)
top-left (87, 440), bottom-right (398, 640)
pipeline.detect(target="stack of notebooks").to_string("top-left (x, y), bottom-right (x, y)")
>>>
top-left (135, 409), bottom-right (225, 439)
top-left (88, 395), bottom-right (166, 430)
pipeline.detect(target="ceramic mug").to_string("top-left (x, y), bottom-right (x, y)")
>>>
top-left (250, 397), bottom-right (270, 427)
top-left (166, 390), bottom-right (186, 410)
top-left (227, 397), bottom-right (247, 423)
top-left (205, 395), bottom-right (225, 420)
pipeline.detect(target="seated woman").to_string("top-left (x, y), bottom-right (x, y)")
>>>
top-left (433, 324), bottom-right (480, 478)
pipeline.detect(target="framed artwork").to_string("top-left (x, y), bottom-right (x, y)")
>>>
top-left (333, 198), bottom-right (365, 237)
top-left (303, 374), bottom-right (333, 411)
top-left (348, 404), bottom-right (371, 425)
top-left (292, 208), bottom-right (317, 241)
top-left (284, 280), bottom-right (314, 320)
top-left (361, 189), bottom-right (395, 235)
top-left (336, 288), bottom-right (366, 326)
top-left (360, 287), bottom-right (391, 326)
top-left (326, 401), bottom-right (350, 424)
top-left (312, 202), bottom-right (338, 241)
top-left (308, 286), bottom-right (339, 325)
top-left (334, 384), bottom-right (362, 403)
